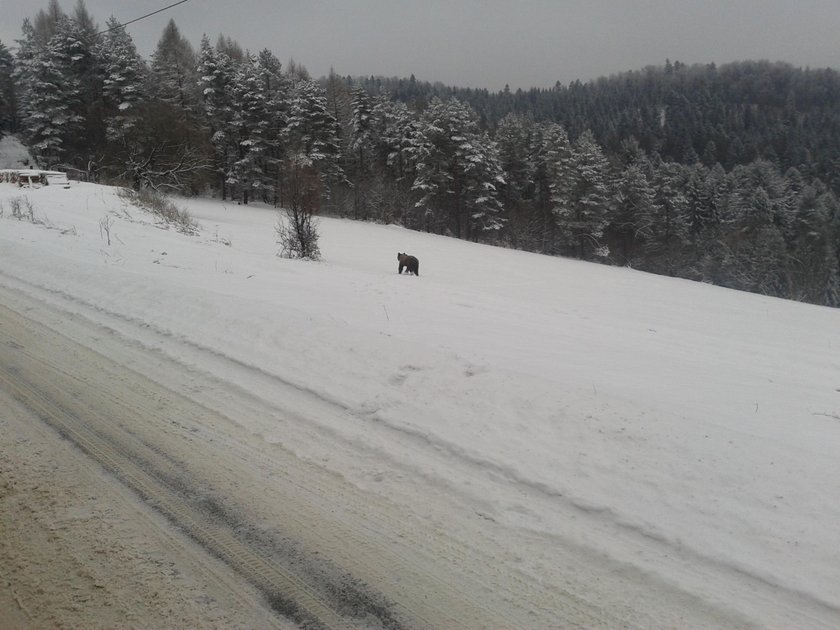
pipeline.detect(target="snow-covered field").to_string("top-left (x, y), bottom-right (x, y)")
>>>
top-left (2, 178), bottom-right (839, 626)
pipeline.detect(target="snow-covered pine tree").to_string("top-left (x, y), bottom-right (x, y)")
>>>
top-left (527, 122), bottom-right (571, 253)
top-left (283, 78), bottom-right (345, 210)
top-left (97, 17), bottom-right (145, 142)
top-left (197, 35), bottom-right (236, 198)
top-left (370, 96), bottom-right (419, 224)
top-left (254, 48), bottom-right (289, 205)
top-left (821, 239), bottom-right (840, 307)
top-left (727, 161), bottom-right (789, 232)
top-left (229, 55), bottom-right (273, 204)
top-left (0, 41), bottom-right (15, 134)
top-left (647, 161), bottom-right (690, 274)
top-left (787, 182), bottom-right (840, 303)
top-left (15, 14), bottom-right (85, 168)
top-left (256, 49), bottom-right (285, 94)
top-left (703, 163), bottom-right (728, 233)
top-left (551, 129), bottom-right (611, 259)
top-left (350, 87), bottom-right (375, 170)
top-left (713, 161), bottom-right (792, 292)
top-left (495, 113), bottom-right (536, 248)
top-left (410, 97), bottom-right (504, 240)
top-left (372, 97), bottom-right (416, 181)
top-left (734, 223), bottom-right (790, 296)
top-left (608, 161), bottom-right (656, 265)
top-left (149, 19), bottom-right (197, 114)
top-left (684, 164), bottom-right (714, 240)
top-left (12, 20), bottom-right (37, 140)
top-left (462, 130), bottom-right (505, 239)
top-left (70, 0), bottom-right (103, 159)
top-left (348, 85), bottom-right (378, 219)
top-left (410, 98), bottom-right (459, 234)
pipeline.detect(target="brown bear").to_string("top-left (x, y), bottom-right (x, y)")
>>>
top-left (397, 252), bottom-right (419, 276)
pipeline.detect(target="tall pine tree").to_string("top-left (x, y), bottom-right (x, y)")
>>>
top-left (411, 97), bottom-right (504, 239)
top-left (551, 130), bottom-right (611, 259)
top-left (98, 17), bottom-right (145, 142)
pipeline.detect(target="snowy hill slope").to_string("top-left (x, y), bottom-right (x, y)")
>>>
top-left (2, 181), bottom-right (839, 626)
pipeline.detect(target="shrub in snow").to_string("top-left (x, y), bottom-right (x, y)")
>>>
top-left (8, 196), bottom-right (34, 222)
top-left (275, 208), bottom-right (321, 261)
top-left (118, 187), bottom-right (199, 235)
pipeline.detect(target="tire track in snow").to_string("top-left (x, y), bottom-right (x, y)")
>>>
top-left (0, 274), bottom-right (621, 628)
top-left (0, 285), bottom-right (609, 628)
top-left (0, 305), bottom-right (361, 630)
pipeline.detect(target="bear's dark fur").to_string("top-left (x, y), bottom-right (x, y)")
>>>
top-left (397, 252), bottom-right (419, 276)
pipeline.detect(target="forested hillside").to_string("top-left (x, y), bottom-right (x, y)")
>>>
top-left (1, 1), bottom-right (838, 306)
top-left (369, 60), bottom-right (840, 187)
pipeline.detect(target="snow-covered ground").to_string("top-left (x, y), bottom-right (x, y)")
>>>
top-left (2, 179), bottom-right (839, 626)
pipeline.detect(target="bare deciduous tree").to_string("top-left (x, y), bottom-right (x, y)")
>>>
top-left (116, 138), bottom-right (209, 193)
top-left (275, 159), bottom-right (321, 260)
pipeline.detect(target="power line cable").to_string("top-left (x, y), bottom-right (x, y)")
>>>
top-left (97, 0), bottom-right (191, 35)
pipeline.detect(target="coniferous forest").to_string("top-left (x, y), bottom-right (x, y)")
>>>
top-left (1, 2), bottom-right (839, 306)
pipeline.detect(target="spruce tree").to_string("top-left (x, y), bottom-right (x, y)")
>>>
top-left (647, 162), bottom-right (690, 274)
top-left (495, 113), bottom-right (535, 248)
top-left (70, 0), bottom-right (102, 156)
top-left (98, 17), bottom-right (145, 142)
top-left (371, 96), bottom-right (418, 225)
top-left (149, 19), bottom-right (197, 114)
top-left (530, 123), bottom-right (571, 253)
top-left (609, 162), bottom-right (656, 264)
top-left (0, 41), bottom-right (15, 134)
top-left (551, 130), bottom-right (611, 259)
top-left (788, 184), bottom-right (840, 302)
top-left (197, 35), bottom-right (236, 197)
top-left (254, 48), bottom-right (289, 205)
top-left (348, 86), bottom-right (377, 218)
top-left (16, 15), bottom-right (85, 168)
top-left (229, 55), bottom-right (273, 204)
top-left (411, 98), bottom-right (504, 239)
top-left (283, 79), bottom-right (345, 212)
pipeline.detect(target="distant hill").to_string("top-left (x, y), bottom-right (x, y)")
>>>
top-left (359, 60), bottom-right (840, 193)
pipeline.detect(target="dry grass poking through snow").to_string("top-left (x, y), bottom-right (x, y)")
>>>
top-left (117, 188), bottom-right (199, 235)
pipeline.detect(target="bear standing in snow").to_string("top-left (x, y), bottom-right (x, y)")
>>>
top-left (397, 253), bottom-right (419, 276)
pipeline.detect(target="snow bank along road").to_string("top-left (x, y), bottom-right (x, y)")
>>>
top-left (1, 278), bottom-right (838, 628)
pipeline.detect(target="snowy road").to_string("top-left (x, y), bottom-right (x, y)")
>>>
top-left (1, 285), bottom-right (545, 628)
top-left (0, 283), bottom-right (617, 628)
top-left (0, 281), bottom-right (776, 630)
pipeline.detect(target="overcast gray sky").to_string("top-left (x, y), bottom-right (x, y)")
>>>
top-left (2, 0), bottom-right (839, 91)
